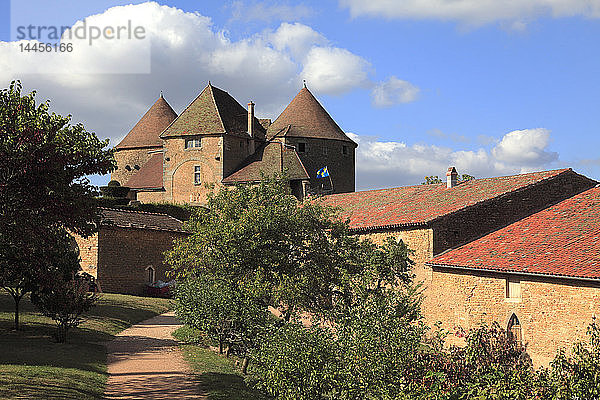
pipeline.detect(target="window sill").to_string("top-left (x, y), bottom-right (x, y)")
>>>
top-left (504, 298), bottom-right (522, 303)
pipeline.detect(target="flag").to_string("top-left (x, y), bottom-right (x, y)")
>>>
top-left (316, 166), bottom-right (329, 178)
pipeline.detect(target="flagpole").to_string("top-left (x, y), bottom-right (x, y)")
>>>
top-left (328, 173), bottom-right (333, 193)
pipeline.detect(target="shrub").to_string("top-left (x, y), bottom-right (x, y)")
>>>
top-left (31, 276), bottom-right (99, 343)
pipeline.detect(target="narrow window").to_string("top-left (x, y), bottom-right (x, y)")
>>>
top-left (506, 277), bottom-right (521, 299)
top-left (342, 145), bottom-right (348, 155)
top-left (507, 313), bottom-right (522, 346)
top-left (322, 147), bottom-right (328, 155)
top-left (146, 266), bottom-right (155, 283)
top-left (185, 138), bottom-right (201, 149)
top-left (298, 142), bottom-right (306, 153)
top-left (194, 166), bottom-right (201, 185)
top-left (240, 140), bottom-right (244, 148)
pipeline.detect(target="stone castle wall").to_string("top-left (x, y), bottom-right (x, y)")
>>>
top-left (112, 146), bottom-right (162, 185)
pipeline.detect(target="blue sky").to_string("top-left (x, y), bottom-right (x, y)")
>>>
top-left (2, 0), bottom-right (599, 190)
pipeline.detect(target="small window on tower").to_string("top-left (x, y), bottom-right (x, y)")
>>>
top-left (322, 147), bottom-right (328, 155)
top-left (342, 145), bottom-right (348, 155)
top-left (194, 166), bottom-right (201, 185)
top-left (507, 313), bottom-right (522, 346)
top-left (185, 138), bottom-right (202, 149)
top-left (298, 142), bottom-right (306, 153)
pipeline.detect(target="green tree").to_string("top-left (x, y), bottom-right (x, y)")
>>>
top-left (0, 81), bottom-right (114, 329)
top-left (167, 177), bottom-right (366, 322)
top-left (174, 275), bottom-right (271, 372)
top-left (422, 175), bottom-right (442, 185)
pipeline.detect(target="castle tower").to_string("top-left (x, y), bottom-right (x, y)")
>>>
top-left (267, 85), bottom-right (357, 194)
top-left (158, 83), bottom-right (267, 204)
top-left (111, 94), bottom-right (177, 186)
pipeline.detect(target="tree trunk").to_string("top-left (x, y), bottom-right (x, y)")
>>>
top-left (56, 324), bottom-right (67, 343)
top-left (14, 295), bottom-right (20, 330)
top-left (241, 357), bottom-right (249, 374)
top-left (218, 338), bottom-right (224, 354)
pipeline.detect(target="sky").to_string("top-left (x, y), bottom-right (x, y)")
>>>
top-left (1, 0), bottom-right (599, 190)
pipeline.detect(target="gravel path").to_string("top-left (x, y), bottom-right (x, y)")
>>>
top-left (104, 311), bottom-right (205, 399)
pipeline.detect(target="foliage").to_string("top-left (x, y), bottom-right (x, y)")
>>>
top-left (250, 323), bottom-right (340, 400)
top-left (174, 275), bottom-right (271, 363)
top-left (0, 80), bottom-right (114, 329)
top-left (461, 174), bottom-right (475, 181)
top-left (31, 276), bottom-right (99, 343)
top-left (548, 320), bottom-right (600, 400)
top-left (422, 175), bottom-right (443, 185)
top-left (167, 177), bottom-right (367, 321)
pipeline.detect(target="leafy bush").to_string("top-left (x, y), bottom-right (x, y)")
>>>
top-left (31, 276), bottom-right (99, 343)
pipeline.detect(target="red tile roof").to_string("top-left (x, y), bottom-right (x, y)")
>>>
top-left (160, 83), bottom-right (266, 139)
top-left (223, 138), bottom-right (310, 183)
top-left (125, 153), bottom-right (163, 189)
top-left (319, 169), bottom-right (573, 230)
top-left (267, 86), bottom-right (356, 144)
top-left (100, 208), bottom-right (185, 232)
top-left (115, 96), bottom-right (177, 149)
top-left (427, 186), bottom-right (600, 280)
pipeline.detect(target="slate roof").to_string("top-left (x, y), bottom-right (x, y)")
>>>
top-left (115, 95), bottom-right (177, 149)
top-left (319, 169), bottom-right (577, 231)
top-left (427, 186), bottom-right (600, 280)
top-left (222, 138), bottom-right (310, 183)
top-left (100, 208), bottom-right (185, 232)
top-left (160, 83), bottom-right (266, 139)
top-left (125, 153), bottom-right (163, 190)
top-left (267, 86), bottom-right (356, 144)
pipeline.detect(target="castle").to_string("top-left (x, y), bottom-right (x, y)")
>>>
top-left (74, 82), bottom-right (600, 367)
top-left (111, 83), bottom-right (357, 203)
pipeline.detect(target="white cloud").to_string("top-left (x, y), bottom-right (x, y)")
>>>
top-left (301, 47), bottom-right (372, 95)
top-left (269, 22), bottom-right (327, 60)
top-left (371, 76), bottom-right (420, 107)
top-left (0, 2), bottom-right (374, 149)
top-left (339, 0), bottom-right (600, 26)
top-left (352, 128), bottom-right (560, 190)
top-left (491, 128), bottom-right (558, 165)
top-left (231, 1), bottom-right (314, 23)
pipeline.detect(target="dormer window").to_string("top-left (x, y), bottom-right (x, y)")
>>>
top-left (185, 138), bottom-right (201, 149)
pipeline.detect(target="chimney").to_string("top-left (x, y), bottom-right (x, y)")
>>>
top-left (248, 101), bottom-right (255, 154)
top-left (446, 166), bottom-right (458, 189)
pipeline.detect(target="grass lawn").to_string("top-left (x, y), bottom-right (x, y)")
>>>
top-left (173, 326), bottom-right (271, 400)
top-left (0, 291), bottom-right (171, 399)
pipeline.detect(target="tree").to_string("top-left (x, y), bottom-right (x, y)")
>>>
top-left (167, 177), bottom-right (367, 322)
top-left (31, 274), bottom-right (99, 343)
top-left (174, 275), bottom-right (271, 372)
top-left (0, 81), bottom-right (114, 329)
top-left (422, 176), bottom-right (442, 185)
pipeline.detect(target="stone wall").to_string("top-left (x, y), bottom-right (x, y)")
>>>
top-left (97, 226), bottom-right (187, 295)
top-left (428, 267), bottom-right (600, 367)
top-left (73, 232), bottom-right (98, 278)
top-left (112, 146), bottom-right (162, 185)
top-left (284, 137), bottom-right (355, 194)
top-left (163, 135), bottom-right (223, 204)
top-left (359, 228), bottom-right (434, 287)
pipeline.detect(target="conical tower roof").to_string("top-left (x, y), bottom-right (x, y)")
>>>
top-left (115, 95), bottom-right (177, 149)
top-left (160, 83), bottom-right (266, 138)
top-left (267, 86), bottom-right (356, 144)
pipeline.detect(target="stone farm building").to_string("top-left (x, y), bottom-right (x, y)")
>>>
top-left (320, 167), bottom-right (598, 365)
top-left (111, 83), bottom-right (357, 203)
top-left (74, 208), bottom-right (187, 294)
top-left (426, 186), bottom-right (600, 366)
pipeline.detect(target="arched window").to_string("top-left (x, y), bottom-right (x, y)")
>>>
top-left (508, 313), bottom-right (522, 346)
top-left (145, 266), bottom-right (155, 284)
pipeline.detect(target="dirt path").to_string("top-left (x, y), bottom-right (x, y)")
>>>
top-left (104, 311), bottom-right (205, 399)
